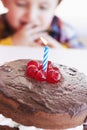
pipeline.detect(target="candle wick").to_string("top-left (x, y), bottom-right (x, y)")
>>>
top-left (40, 37), bottom-right (48, 46)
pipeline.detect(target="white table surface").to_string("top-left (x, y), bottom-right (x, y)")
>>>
top-left (0, 46), bottom-right (87, 130)
top-left (0, 46), bottom-right (87, 75)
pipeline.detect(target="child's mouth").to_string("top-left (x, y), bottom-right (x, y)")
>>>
top-left (18, 22), bottom-right (27, 29)
top-left (20, 22), bottom-right (27, 26)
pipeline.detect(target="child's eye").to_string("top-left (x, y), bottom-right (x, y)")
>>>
top-left (39, 5), bottom-right (49, 10)
top-left (16, 2), bottom-right (27, 7)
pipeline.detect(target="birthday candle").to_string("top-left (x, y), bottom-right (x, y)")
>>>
top-left (40, 37), bottom-right (49, 72)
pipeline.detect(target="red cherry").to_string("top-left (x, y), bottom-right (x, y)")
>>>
top-left (26, 60), bottom-right (61, 83)
top-left (47, 69), bottom-right (61, 83)
top-left (38, 64), bottom-right (43, 70)
top-left (53, 67), bottom-right (59, 71)
top-left (35, 70), bottom-right (46, 81)
top-left (27, 65), bottom-right (38, 78)
top-left (47, 61), bottom-right (52, 69)
top-left (27, 60), bottom-right (39, 68)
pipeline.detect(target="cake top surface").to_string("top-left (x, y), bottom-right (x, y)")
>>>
top-left (0, 59), bottom-right (87, 116)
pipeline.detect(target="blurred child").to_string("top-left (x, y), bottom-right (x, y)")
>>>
top-left (0, 0), bottom-right (84, 48)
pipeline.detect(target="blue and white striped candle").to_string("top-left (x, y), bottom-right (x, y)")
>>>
top-left (40, 37), bottom-right (49, 72)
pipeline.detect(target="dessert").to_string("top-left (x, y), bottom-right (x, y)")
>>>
top-left (0, 59), bottom-right (87, 129)
top-left (0, 126), bottom-right (19, 130)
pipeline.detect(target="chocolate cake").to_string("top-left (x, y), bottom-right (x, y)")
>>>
top-left (0, 126), bottom-right (19, 130)
top-left (0, 59), bottom-right (87, 129)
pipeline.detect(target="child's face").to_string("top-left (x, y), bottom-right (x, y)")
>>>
top-left (2, 0), bottom-right (59, 30)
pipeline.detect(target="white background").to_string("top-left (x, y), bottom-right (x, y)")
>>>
top-left (0, 0), bottom-right (87, 45)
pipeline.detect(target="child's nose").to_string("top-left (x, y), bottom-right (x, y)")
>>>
top-left (24, 8), bottom-right (39, 23)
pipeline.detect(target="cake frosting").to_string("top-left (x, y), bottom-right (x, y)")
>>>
top-left (0, 59), bottom-right (87, 129)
